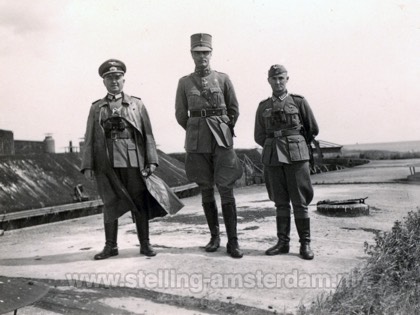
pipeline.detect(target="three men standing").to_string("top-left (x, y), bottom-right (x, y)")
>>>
top-left (83, 36), bottom-right (319, 261)
top-left (175, 33), bottom-right (244, 258)
top-left (254, 65), bottom-right (319, 260)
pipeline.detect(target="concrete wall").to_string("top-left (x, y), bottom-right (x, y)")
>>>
top-left (14, 140), bottom-right (45, 154)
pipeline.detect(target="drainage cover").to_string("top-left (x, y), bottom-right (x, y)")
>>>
top-left (316, 197), bottom-right (369, 217)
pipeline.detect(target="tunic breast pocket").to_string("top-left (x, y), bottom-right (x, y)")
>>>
top-left (187, 90), bottom-right (202, 106)
top-left (284, 104), bottom-right (301, 126)
top-left (287, 135), bottom-right (309, 161)
top-left (262, 108), bottom-right (274, 128)
top-left (209, 87), bottom-right (224, 107)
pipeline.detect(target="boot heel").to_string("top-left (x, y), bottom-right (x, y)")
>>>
top-left (205, 235), bottom-right (220, 252)
top-left (227, 241), bottom-right (243, 259)
top-left (265, 242), bottom-right (289, 255)
top-left (140, 242), bottom-right (157, 257)
top-left (94, 246), bottom-right (118, 260)
top-left (295, 218), bottom-right (314, 260)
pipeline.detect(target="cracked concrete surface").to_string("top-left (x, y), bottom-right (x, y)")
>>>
top-left (1, 159), bottom-right (419, 314)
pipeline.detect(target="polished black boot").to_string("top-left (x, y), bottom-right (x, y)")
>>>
top-left (203, 202), bottom-right (220, 252)
top-left (94, 220), bottom-right (119, 260)
top-left (265, 217), bottom-right (290, 255)
top-left (134, 212), bottom-right (156, 257)
top-left (222, 203), bottom-right (243, 259)
top-left (295, 218), bottom-right (314, 260)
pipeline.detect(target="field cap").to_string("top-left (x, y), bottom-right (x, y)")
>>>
top-left (98, 59), bottom-right (126, 78)
top-left (268, 64), bottom-right (287, 78)
top-left (191, 33), bottom-right (212, 52)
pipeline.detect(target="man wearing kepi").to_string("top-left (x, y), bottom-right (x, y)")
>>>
top-left (175, 33), bottom-right (244, 258)
top-left (254, 65), bottom-right (319, 260)
top-left (81, 59), bottom-right (183, 260)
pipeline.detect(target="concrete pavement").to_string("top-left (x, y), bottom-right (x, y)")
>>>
top-left (1, 160), bottom-right (419, 314)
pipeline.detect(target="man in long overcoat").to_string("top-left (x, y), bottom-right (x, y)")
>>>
top-left (81, 59), bottom-right (183, 260)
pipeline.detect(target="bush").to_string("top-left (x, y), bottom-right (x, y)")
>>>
top-left (298, 209), bottom-right (420, 315)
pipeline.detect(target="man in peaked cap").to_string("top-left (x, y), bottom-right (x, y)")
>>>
top-left (98, 59), bottom-right (126, 78)
top-left (81, 59), bottom-right (183, 260)
top-left (254, 64), bottom-right (319, 260)
top-left (175, 33), bottom-right (244, 258)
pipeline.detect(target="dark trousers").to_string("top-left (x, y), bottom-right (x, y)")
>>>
top-left (185, 146), bottom-right (242, 205)
top-left (264, 161), bottom-right (313, 219)
top-left (113, 168), bottom-right (149, 220)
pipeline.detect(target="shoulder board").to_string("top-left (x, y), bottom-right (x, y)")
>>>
top-left (131, 96), bottom-right (141, 100)
top-left (177, 74), bottom-right (191, 81)
top-left (259, 97), bottom-right (271, 105)
top-left (290, 93), bottom-right (304, 99)
top-left (214, 70), bottom-right (227, 75)
top-left (92, 99), bottom-right (102, 104)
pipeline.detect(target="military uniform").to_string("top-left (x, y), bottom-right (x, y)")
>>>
top-left (81, 59), bottom-right (183, 259)
top-left (175, 33), bottom-right (243, 258)
top-left (254, 64), bottom-right (319, 260)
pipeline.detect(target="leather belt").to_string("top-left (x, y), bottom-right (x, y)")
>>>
top-left (189, 108), bottom-right (227, 117)
top-left (106, 130), bottom-right (135, 140)
top-left (267, 129), bottom-right (301, 138)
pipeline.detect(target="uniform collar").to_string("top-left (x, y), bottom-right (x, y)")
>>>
top-left (272, 91), bottom-right (288, 102)
top-left (194, 67), bottom-right (212, 77)
top-left (99, 92), bottom-right (131, 107)
top-left (107, 93), bottom-right (123, 101)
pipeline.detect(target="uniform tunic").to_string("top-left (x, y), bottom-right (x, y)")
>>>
top-left (254, 93), bottom-right (319, 218)
top-left (81, 93), bottom-right (183, 222)
top-left (175, 70), bottom-right (243, 191)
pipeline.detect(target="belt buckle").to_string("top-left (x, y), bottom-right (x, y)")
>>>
top-left (111, 131), bottom-right (118, 140)
top-left (274, 130), bottom-right (282, 137)
top-left (201, 109), bottom-right (207, 117)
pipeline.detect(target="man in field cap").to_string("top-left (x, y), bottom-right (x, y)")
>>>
top-left (175, 33), bottom-right (244, 258)
top-left (254, 64), bottom-right (319, 260)
top-left (81, 59), bottom-right (183, 260)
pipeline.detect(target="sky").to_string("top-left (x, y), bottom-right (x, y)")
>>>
top-left (0, 0), bottom-right (419, 153)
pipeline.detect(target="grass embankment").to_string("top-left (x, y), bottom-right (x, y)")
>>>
top-left (298, 210), bottom-right (420, 315)
top-left (343, 150), bottom-right (420, 160)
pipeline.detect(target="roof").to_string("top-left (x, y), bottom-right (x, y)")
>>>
top-left (312, 140), bottom-right (343, 149)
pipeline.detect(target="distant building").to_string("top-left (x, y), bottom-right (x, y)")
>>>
top-left (0, 129), bottom-right (56, 155)
top-left (313, 140), bottom-right (343, 159)
top-left (0, 129), bottom-right (14, 155)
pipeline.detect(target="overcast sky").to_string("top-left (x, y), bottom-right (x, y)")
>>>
top-left (0, 0), bottom-right (419, 153)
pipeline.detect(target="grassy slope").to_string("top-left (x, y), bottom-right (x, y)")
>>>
top-left (0, 151), bottom-right (190, 213)
top-left (298, 210), bottom-right (420, 315)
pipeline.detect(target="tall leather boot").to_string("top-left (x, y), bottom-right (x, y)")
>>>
top-left (265, 216), bottom-right (291, 255)
top-left (202, 202), bottom-right (220, 252)
top-left (222, 203), bottom-right (243, 259)
top-left (134, 212), bottom-right (156, 257)
top-left (94, 220), bottom-right (119, 260)
top-left (295, 218), bottom-right (314, 260)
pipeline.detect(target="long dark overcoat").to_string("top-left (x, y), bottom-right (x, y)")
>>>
top-left (81, 93), bottom-right (183, 223)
